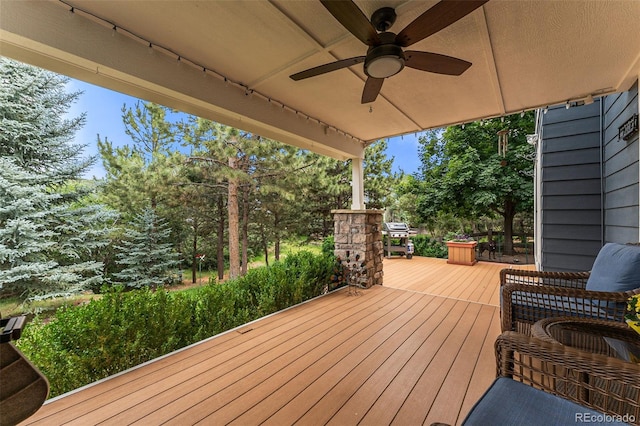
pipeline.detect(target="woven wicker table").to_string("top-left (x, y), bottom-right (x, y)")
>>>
top-left (531, 317), bottom-right (640, 416)
top-left (532, 317), bottom-right (640, 362)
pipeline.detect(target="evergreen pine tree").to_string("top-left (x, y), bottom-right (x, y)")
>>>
top-left (0, 159), bottom-right (59, 292)
top-left (0, 58), bottom-right (115, 297)
top-left (114, 207), bottom-right (180, 289)
top-left (364, 139), bottom-right (397, 209)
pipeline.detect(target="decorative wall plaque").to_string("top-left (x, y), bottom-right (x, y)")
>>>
top-left (619, 113), bottom-right (638, 141)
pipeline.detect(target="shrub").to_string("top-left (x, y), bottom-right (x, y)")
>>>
top-left (16, 288), bottom-right (194, 397)
top-left (412, 235), bottom-right (448, 258)
top-left (321, 235), bottom-right (335, 256)
top-left (17, 250), bottom-right (336, 398)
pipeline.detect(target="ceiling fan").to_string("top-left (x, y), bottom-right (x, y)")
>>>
top-left (290, 0), bottom-right (489, 103)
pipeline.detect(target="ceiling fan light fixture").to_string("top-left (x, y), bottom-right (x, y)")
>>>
top-left (365, 56), bottom-right (404, 78)
top-left (364, 44), bottom-right (405, 78)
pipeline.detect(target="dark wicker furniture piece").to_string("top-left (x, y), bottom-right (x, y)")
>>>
top-left (532, 317), bottom-right (640, 362)
top-left (500, 243), bottom-right (640, 334)
top-left (501, 268), bottom-right (639, 334)
top-left (462, 332), bottom-right (640, 425)
top-left (0, 315), bottom-right (49, 426)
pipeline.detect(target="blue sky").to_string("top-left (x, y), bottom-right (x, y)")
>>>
top-left (66, 80), bottom-right (423, 179)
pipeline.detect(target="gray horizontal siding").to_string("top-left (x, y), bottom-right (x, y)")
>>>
top-left (538, 79), bottom-right (639, 271)
top-left (543, 239), bottom-right (603, 255)
top-left (542, 210), bottom-right (602, 225)
top-left (604, 148), bottom-right (639, 177)
top-left (542, 224), bottom-right (601, 241)
top-left (605, 185), bottom-right (639, 208)
top-left (542, 147), bottom-right (601, 167)
top-left (542, 163), bottom-right (601, 181)
top-left (541, 133), bottom-right (601, 153)
top-left (606, 226), bottom-right (639, 244)
top-left (542, 195), bottom-right (601, 210)
top-left (542, 179), bottom-right (601, 196)
top-left (602, 80), bottom-right (639, 244)
top-left (539, 102), bottom-right (603, 272)
top-left (542, 252), bottom-right (600, 272)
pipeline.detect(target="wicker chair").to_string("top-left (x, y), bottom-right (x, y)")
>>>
top-left (461, 332), bottom-right (640, 425)
top-left (0, 315), bottom-right (49, 426)
top-left (500, 243), bottom-right (640, 334)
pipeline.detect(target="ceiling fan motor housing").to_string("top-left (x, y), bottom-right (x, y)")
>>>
top-left (371, 7), bottom-right (397, 32)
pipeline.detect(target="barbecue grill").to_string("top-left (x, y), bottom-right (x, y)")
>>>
top-left (382, 222), bottom-right (415, 259)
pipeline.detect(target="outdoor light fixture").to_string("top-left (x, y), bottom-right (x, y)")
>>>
top-left (526, 134), bottom-right (539, 145)
top-left (364, 44), bottom-right (406, 79)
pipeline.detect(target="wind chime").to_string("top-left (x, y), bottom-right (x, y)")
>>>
top-left (497, 129), bottom-right (509, 157)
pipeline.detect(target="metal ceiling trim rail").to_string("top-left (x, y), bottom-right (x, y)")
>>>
top-left (53, 0), bottom-right (366, 149)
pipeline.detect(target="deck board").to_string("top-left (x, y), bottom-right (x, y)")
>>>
top-left (424, 304), bottom-right (496, 425)
top-left (129, 290), bottom-right (408, 425)
top-left (343, 298), bottom-right (465, 426)
top-left (21, 257), bottom-right (533, 426)
top-left (457, 312), bottom-right (503, 420)
top-left (326, 297), bottom-right (456, 425)
top-left (169, 290), bottom-right (421, 425)
top-left (228, 291), bottom-right (431, 425)
top-left (389, 302), bottom-right (482, 425)
top-left (284, 295), bottom-right (441, 425)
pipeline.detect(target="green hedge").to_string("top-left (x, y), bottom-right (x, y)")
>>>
top-left (17, 251), bottom-right (338, 398)
top-left (411, 235), bottom-right (448, 258)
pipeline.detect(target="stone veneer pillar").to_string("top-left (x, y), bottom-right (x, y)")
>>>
top-left (332, 209), bottom-right (384, 288)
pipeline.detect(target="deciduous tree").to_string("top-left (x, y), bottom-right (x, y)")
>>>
top-left (416, 114), bottom-right (535, 254)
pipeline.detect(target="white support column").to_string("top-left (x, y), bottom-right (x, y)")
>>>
top-left (533, 110), bottom-right (544, 271)
top-left (351, 156), bottom-right (365, 210)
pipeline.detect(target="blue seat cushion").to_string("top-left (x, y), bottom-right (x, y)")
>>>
top-left (463, 378), bottom-right (630, 425)
top-left (586, 243), bottom-right (640, 292)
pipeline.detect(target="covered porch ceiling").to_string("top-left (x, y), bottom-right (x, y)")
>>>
top-left (1, 0), bottom-right (639, 160)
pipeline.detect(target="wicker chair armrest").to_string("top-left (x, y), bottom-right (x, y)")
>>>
top-left (501, 284), bottom-right (639, 332)
top-left (496, 332), bottom-right (640, 420)
top-left (500, 268), bottom-right (590, 290)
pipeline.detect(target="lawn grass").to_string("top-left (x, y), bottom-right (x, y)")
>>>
top-left (0, 293), bottom-right (95, 319)
top-left (249, 238), bottom-right (323, 265)
top-left (187, 239), bottom-right (323, 284)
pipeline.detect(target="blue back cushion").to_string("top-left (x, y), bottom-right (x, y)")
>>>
top-left (585, 243), bottom-right (640, 292)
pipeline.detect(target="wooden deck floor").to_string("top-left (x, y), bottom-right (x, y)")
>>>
top-left (21, 257), bottom-right (534, 426)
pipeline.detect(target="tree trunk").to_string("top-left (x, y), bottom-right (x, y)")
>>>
top-left (262, 224), bottom-right (270, 267)
top-left (241, 184), bottom-right (249, 275)
top-left (502, 199), bottom-right (517, 255)
top-left (274, 212), bottom-right (281, 261)
top-left (228, 156), bottom-right (240, 279)
top-left (217, 194), bottom-right (225, 281)
top-left (191, 219), bottom-right (197, 284)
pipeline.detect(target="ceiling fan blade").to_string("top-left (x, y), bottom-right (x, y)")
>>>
top-left (290, 56), bottom-right (366, 81)
top-left (405, 51), bottom-right (471, 75)
top-left (396, 0), bottom-right (489, 47)
top-left (361, 77), bottom-right (384, 104)
top-left (321, 0), bottom-right (380, 46)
